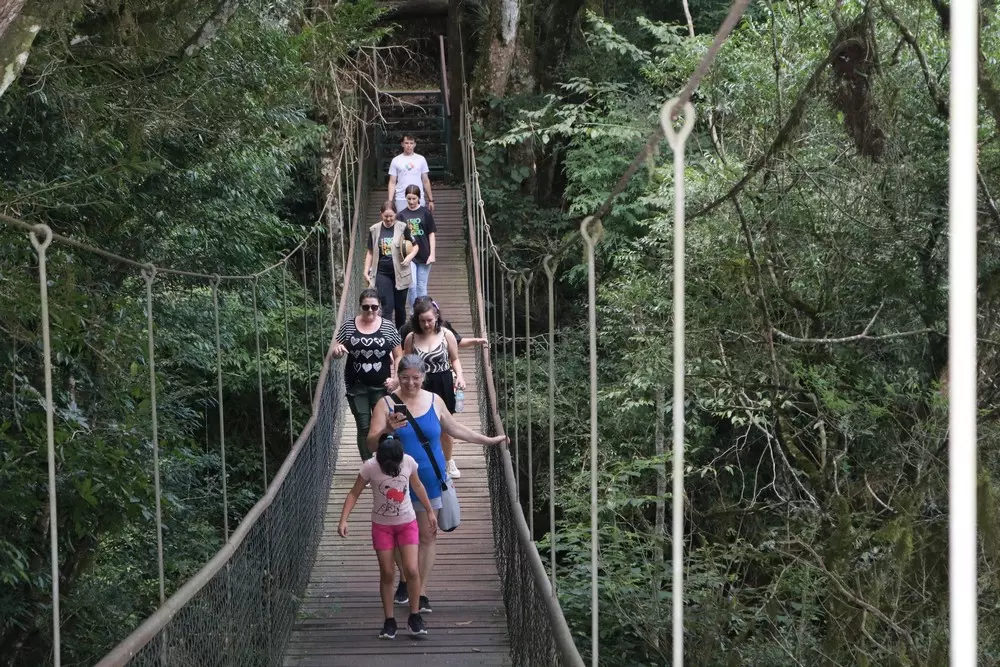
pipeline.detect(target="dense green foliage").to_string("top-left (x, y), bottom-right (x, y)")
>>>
top-left (475, 0), bottom-right (1000, 664)
top-left (0, 1), bottom-right (383, 664)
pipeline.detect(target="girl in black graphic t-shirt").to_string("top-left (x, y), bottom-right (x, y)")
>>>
top-left (397, 184), bottom-right (436, 312)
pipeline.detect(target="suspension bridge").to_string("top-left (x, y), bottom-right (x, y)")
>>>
top-left (3, 3), bottom-right (983, 664)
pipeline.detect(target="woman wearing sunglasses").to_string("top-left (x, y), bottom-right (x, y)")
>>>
top-left (329, 288), bottom-right (404, 461)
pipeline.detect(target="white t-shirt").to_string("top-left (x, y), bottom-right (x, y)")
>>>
top-left (389, 153), bottom-right (429, 205)
top-left (360, 454), bottom-right (418, 525)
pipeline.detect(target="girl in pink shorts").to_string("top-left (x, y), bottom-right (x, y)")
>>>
top-left (338, 433), bottom-right (438, 639)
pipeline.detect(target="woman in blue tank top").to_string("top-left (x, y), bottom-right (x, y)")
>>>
top-left (367, 354), bottom-right (507, 614)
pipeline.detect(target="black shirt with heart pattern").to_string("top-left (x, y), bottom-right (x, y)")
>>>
top-left (336, 317), bottom-right (402, 387)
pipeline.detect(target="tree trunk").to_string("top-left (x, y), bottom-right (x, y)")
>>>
top-left (474, 0), bottom-right (520, 99)
top-left (0, 0), bottom-right (26, 40)
top-left (0, 2), bottom-right (39, 100)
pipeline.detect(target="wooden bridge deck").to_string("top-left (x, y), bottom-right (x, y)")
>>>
top-left (283, 187), bottom-right (512, 666)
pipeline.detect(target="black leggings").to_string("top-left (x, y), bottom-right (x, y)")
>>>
top-left (376, 272), bottom-right (408, 329)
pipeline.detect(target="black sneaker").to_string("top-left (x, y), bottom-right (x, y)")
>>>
top-left (407, 613), bottom-right (428, 636)
top-left (378, 617), bottom-right (397, 640)
top-left (393, 581), bottom-right (408, 605)
top-left (418, 595), bottom-right (432, 613)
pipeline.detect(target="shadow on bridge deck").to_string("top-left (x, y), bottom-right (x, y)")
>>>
top-left (282, 188), bottom-right (512, 666)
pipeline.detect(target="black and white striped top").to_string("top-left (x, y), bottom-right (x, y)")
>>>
top-left (412, 332), bottom-right (451, 375)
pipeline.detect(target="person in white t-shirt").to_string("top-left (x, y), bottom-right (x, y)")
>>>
top-left (338, 432), bottom-right (438, 639)
top-left (387, 135), bottom-right (435, 214)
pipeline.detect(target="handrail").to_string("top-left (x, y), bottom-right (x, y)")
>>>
top-left (96, 127), bottom-right (369, 667)
top-left (460, 83), bottom-right (585, 666)
top-left (438, 35), bottom-right (450, 117)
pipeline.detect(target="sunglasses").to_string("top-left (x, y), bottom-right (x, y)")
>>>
top-left (361, 304), bottom-right (380, 312)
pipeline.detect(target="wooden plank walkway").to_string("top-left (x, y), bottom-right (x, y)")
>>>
top-left (283, 187), bottom-right (512, 666)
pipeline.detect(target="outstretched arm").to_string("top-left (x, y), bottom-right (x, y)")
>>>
top-left (337, 474), bottom-right (367, 537)
top-left (434, 395), bottom-right (506, 446)
top-left (457, 336), bottom-right (488, 349)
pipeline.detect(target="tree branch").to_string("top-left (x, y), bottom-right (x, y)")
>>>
top-left (786, 538), bottom-right (922, 663)
top-left (690, 38), bottom-right (864, 220)
top-left (772, 320), bottom-right (933, 345)
top-left (179, 0), bottom-right (242, 60)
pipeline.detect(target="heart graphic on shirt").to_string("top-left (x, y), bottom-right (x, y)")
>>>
top-left (353, 362), bottom-right (363, 372)
top-left (373, 349), bottom-right (386, 358)
top-left (361, 349), bottom-right (374, 359)
top-left (362, 363), bottom-right (373, 373)
top-left (372, 362), bottom-right (382, 372)
top-left (386, 488), bottom-right (405, 503)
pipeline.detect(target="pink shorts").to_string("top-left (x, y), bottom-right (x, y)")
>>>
top-left (372, 520), bottom-right (419, 551)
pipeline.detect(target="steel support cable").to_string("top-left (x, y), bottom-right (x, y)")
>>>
top-left (1, 211), bottom-right (317, 282)
top-left (508, 270), bottom-right (520, 489)
top-left (500, 270), bottom-right (509, 419)
top-left (523, 270), bottom-right (535, 533)
top-left (338, 156), bottom-right (347, 272)
top-left (250, 273), bottom-right (275, 665)
top-left (327, 189), bottom-right (339, 332)
top-left (141, 266), bottom-right (167, 607)
top-left (316, 226), bottom-right (325, 340)
top-left (252, 278), bottom-right (268, 491)
top-left (210, 276), bottom-right (231, 540)
top-left (661, 98), bottom-right (696, 666)
top-left (282, 269), bottom-right (294, 445)
top-left (302, 250), bottom-right (313, 398)
top-left (949, 0), bottom-right (980, 660)
top-left (542, 255), bottom-right (558, 593)
top-left (29, 224), bottom-right (61, 667)
top-left (580, 217), bottom-right (601, 667)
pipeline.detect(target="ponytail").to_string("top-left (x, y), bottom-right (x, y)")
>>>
top-left (377, 433), bottom-right (404, 478)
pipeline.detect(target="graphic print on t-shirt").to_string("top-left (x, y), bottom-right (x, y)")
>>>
top-left (379, 235), bottom-right (393, 256)
top-left (404, 216), bottom-right (424, 238)
top-left (375, 478), bottom-right (408, 517)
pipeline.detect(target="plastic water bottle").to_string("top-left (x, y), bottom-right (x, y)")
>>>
top-left (454, 388), bottom-right (464, 413)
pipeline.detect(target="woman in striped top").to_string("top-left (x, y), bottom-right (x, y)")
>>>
top-left (402, 298), bottom-right (465, 480)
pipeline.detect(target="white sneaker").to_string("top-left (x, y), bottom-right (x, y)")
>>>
top-left (447, 459), bottom-right (461, 479)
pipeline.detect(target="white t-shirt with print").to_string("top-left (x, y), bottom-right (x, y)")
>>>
top-left (360, 454), bottom-right (418, 525)
top-left (389, 153), bottom-right (429, 205)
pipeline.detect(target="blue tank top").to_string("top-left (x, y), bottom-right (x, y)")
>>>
top-left (390, 400), bottom-right (448, 502)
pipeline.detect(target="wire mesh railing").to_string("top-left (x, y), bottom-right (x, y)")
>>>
top-left (457, 73), bottom-right (584, 667)
top-left (91, 128), bottom-right (371, 667)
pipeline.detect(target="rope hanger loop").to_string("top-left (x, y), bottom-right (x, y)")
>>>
top-left (660, 98), bottom-right (696, 150)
